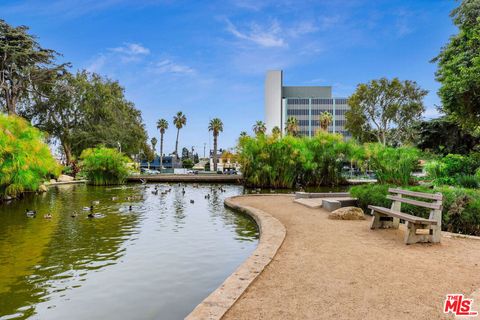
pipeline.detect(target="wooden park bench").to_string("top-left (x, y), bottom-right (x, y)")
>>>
top-left (369, 188), bottom-right (443, 245)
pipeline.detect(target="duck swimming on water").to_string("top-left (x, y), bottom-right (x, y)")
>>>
top-left (83, 205), bottom-right (94, 211)
top-left (25, 209), bottom-right (36, 217)
top-left (44, 213), bottom-right (52, 219)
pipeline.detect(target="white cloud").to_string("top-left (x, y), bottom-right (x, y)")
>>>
top-left (225, 18), bottom-right (286, 48)
top-left (86, 54), bottom-right (107, 73)
top-left (112, 43), bottom-right (150, 55)
top-left (153, 59), bottom-right (195, 75)
top-left (111, 43), bottom-right (150, 62)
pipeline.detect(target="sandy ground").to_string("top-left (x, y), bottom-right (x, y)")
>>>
top-left (223, 196), bottom-right (480, 320)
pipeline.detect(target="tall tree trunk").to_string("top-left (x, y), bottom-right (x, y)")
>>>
top-left (62, 141), bottom-right (73, 165)
top-left (6, 95), bottom-right (16, 115)
top-left (160, 133), bottom-right (164, 172)
top-left (175, 128), bottom-right (180, 158)
top-left (213, 134), bottom-right (218, 172)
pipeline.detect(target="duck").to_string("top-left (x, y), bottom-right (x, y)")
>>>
top-left (44, 213), bottom-right (52, 219)
top-left (25, 209), bottom-right (37, 217)
top-left (190, 199), bottom-right (194, 204)
top-left (91, 200), bottom-right (100, 205)
top-left (83, 205), bottom-right (93, 211)
top-left (111, 196), bottom-right (118, 201)
top-left (71, 211), bottom-right (78, 218)
top-left (129, 205), bottom-right (133, 211)
top-left (182, 188), bottom-right (186, 195)
top-left (87, 212), bottom-right (96, 218)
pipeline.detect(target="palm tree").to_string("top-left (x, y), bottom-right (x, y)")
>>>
top-left (319, 111), bottom-right (333, 131)
top-left (156, 118), bottom-right (168, 170)
top-left (208, 118), bottom-right (224, 172)
top-left (239, 131), bottom-right (248, 138)
top-left (150, 137), bottom-right (158, 155)
top-left (173, 111), bottom-right (187, 158)
top-left (286, 117), bottom-right (299, 136)
top-left (252, 120), bottom-right (266, 135)
top-left (271, 126), bottom-right (281, 137)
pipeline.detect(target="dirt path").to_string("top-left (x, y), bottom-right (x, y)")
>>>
top-left (223, 196), bottom-right (480, 320)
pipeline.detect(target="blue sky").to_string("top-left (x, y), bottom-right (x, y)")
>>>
top-left (2, 0), bottom-right (457, 154)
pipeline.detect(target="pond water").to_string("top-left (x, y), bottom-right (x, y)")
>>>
top-left (0, 183), bottom-right (258, 320)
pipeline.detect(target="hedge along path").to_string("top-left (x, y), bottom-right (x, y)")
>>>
top-left (221, 195), bottom-right (480, 320)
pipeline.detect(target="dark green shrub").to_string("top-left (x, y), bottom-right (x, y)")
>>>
top-left (455, 174), bottom-right (480, 189)
top-left (350, 183), bottom-right (480, 236)
top-left (425, 154), bottom-right (480, 186)
top-left (0, 114), bottom-right (61, 198)
top-left (182, 159), bottom-right (194, 169)
top-left (80, 147), bottom-right (130, 185)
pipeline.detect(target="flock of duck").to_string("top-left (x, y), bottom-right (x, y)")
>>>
top-left (24, 184), bottom-right (229, 220)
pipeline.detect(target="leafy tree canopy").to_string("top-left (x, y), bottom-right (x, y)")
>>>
top-left (413, 116), bottom-right (480, 155)
top-left (433, 0), bottom-right (480, 134)
top-left (346, 77), bottom-right (427, 146)
top-left (23, 71), bottom-right (149, 162)
top-left (0, 19), bottom-right (67, 115)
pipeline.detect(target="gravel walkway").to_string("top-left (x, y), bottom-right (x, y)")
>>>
top-left (223, 195), bottom-right (480, 320)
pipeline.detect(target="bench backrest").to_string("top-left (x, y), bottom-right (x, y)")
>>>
top-left (387, 188), bottom-right (443, 214)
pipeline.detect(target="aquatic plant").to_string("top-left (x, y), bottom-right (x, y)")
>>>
top-left (237, 132), bottom-right (355, 188)
top-left (80, 147), bottom-right (130, 185)
top-left (0, 114), bottom-right (60, 198)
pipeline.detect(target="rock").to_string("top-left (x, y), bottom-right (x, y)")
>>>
top-left (49, 179), bottom-right (57, 184)
top-left (328, 206), bottom-right (365, 220)
top-left (57, 174), bottom-right (74, 182)
top-left (38, 184), bottom-right (48, 193)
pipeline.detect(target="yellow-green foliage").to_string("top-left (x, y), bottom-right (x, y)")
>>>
top-left (80, 147), bottom-right (130, 185)
top-left (0, 114), bottom-right (60, 197)
top-left (237, 131), bottom-right (355, 188)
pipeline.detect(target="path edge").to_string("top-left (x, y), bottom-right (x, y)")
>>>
top-left (185, 195), bottom-right (287, 320)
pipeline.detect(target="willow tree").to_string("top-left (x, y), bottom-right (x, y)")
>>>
top-left (173, 111), bottom-right (186, 158)
top-left (319, 111), bottom-right (333, 131)
top-left (286, 116), bottom-right (299, 136)
top-left (0, 19), bottom-right (66, 115)
top-left (208, 118), bottom-right (224, 172)
top-left (253, 120), bottom-right (266, 135)
top-left (156, 118), bottom-right (168, 169)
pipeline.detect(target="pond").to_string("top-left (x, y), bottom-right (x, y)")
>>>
top-left (0, 183), bottom-right (259, 320)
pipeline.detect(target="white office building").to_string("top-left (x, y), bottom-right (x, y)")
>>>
top-left (264, 70), bottom-right (351, 138)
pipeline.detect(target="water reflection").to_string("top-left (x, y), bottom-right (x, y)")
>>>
top-left (0, 183), bottom-right (258, 320)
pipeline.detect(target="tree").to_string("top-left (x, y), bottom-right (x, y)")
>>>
top-left (0, 19), bottom-right (66, 115)
top-left (413, 116), bottom-right (480, 155)
top-left (346, 78), bottom-right (427, 145)
top-left (173, 111), bottom-right (186, 158)
top-left (432, 0), bottom-right (480, 134)
top-left (253, 120), bottom-right (266, 135)
top-left (239, 131), bottom-right (248, 137)
top-left (150, 137), bottom-right (157, 155)
top-left (319, 111), bottom-right (333, 131)
top-left (271, 126), bottom-right (281, 137)
top-left (285, 116), bottom-right (299, 136)
top-left (209, 118), bottom-right (224, 171)
top-left (156, 118), bottom-right (168, 170)
top-left (24, 71), bottom-right (148, 162)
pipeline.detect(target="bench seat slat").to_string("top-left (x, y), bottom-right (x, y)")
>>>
top-left (386, 195), bottom-right (442, 210)
top-left (368, 205), bottom-right (438, 225)
top-left (388, 188), bottom-right (442, 201)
